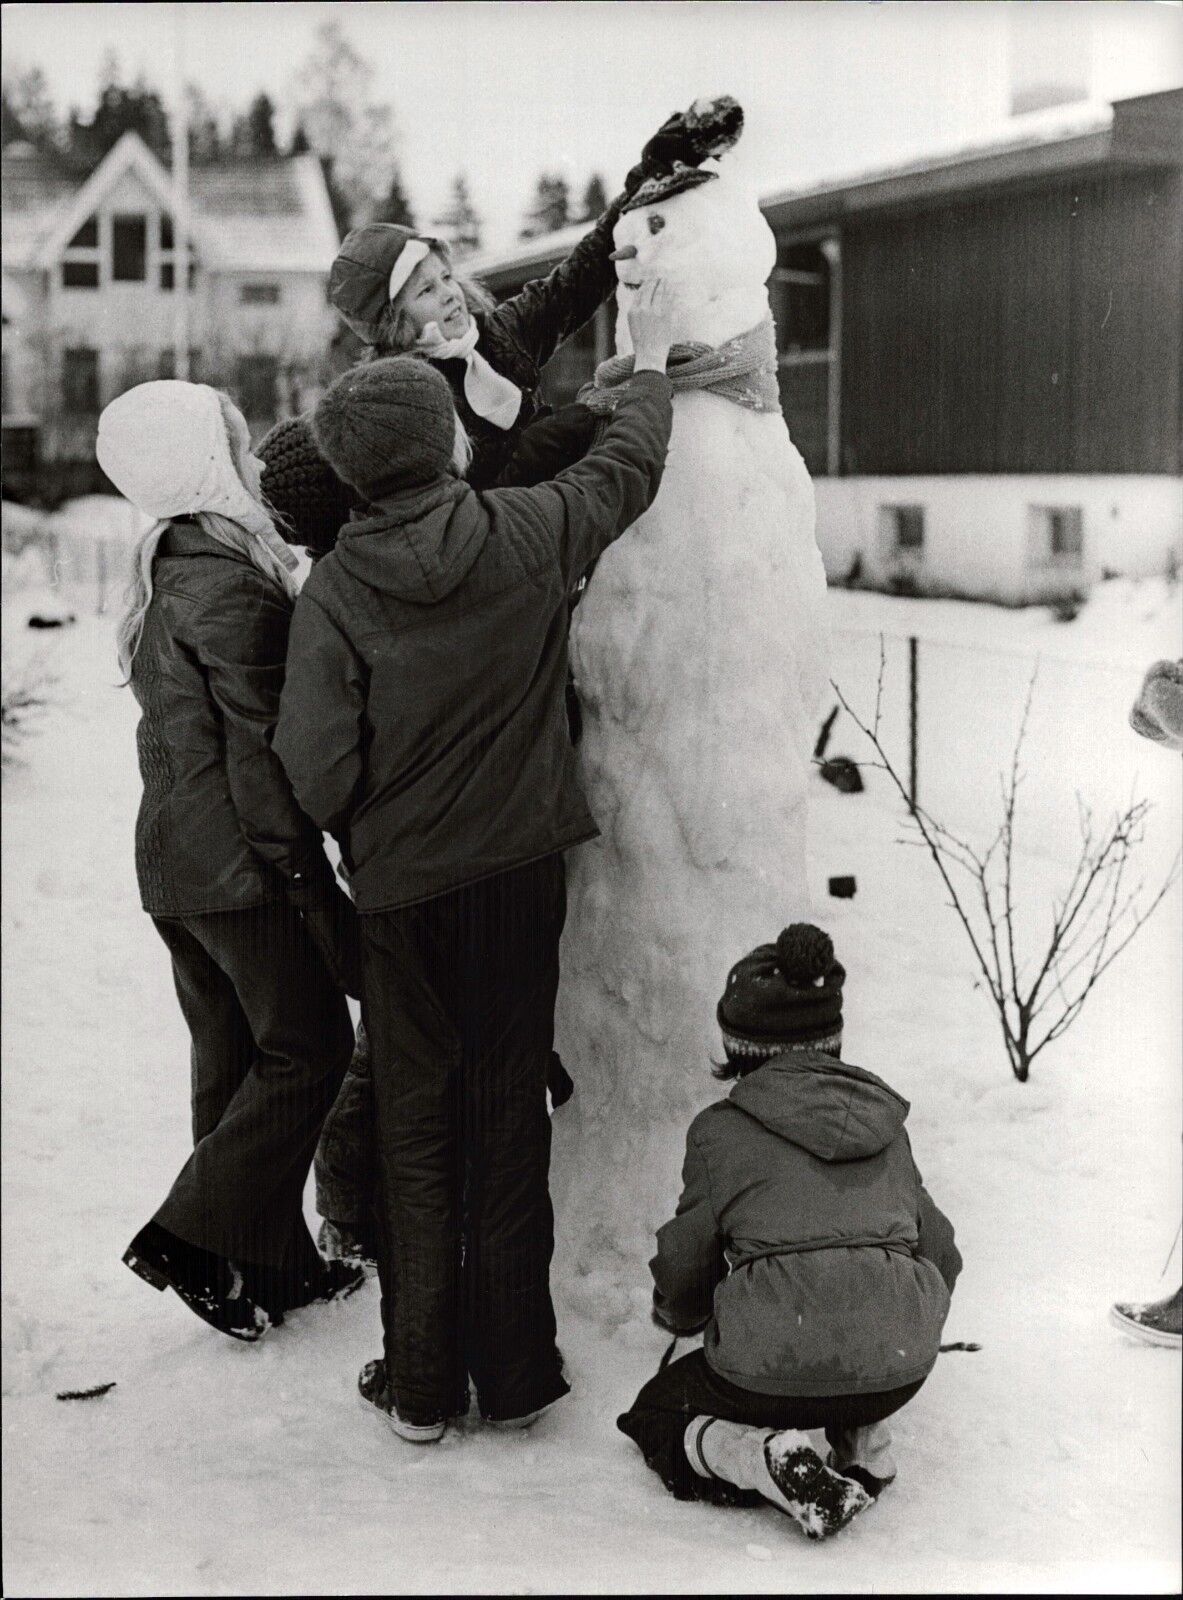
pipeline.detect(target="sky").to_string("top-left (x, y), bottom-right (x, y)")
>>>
top-left (4, 1), bottom-right (1181, 251)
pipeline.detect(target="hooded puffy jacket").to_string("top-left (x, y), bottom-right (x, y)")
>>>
top-left (273, 371), bottom-right (672, 912)
top-left (652, 1051), bottom-right (962, 1397)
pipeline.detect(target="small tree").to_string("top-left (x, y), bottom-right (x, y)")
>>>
top-left (371, 165), bottom-right (416, 228)
top-left (432, 173), bottom-right (481, 258)
top-left (577, 172), bottom-right (609, 222)
top-left (292, 19), bottom-right (398, 229)
top-left (1, 65), bottom-right (58, 150)
top-left (835, 650), bottom-right (1180, 1082)
top-left (520, 172), bottom-right (570, 239)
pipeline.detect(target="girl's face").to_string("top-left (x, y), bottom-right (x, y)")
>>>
top-left (393, 252), bottom-right (469, 341)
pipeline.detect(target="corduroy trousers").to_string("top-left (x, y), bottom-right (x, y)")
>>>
top-left (360, 855), bottom-right (570, 1427)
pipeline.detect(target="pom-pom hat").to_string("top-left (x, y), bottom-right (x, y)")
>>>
top-left (328, 224), bottom-right (448, 346)
top-left (717, 923), bottom-right (845, 1058)
top-left (312, 356), bottom-right (457, 500)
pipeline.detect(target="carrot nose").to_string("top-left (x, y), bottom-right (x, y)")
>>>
top-left (609, 245), bottom-right (638, 261)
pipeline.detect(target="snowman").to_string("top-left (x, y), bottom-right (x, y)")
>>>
top-left (551, 101), bottom-right (832, 1320)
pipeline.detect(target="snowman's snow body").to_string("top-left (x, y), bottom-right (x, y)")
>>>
top-left (551, 157), bottom-right (830, 1316)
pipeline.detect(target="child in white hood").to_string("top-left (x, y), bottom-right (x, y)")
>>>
top-left (98, 380), bottom-right (361, 1341)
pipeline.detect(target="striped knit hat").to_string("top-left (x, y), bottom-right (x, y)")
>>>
top-left (717, 924), bottom-right (845, 1060)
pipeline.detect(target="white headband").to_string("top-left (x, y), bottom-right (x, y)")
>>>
top-left (388, 238), bottom-right (431, 304)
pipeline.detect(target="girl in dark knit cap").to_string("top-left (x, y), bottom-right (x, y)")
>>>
top-left (258, 96), bottom-right (744, 553)
top-left (617, 924), bottom-right (962, 1540)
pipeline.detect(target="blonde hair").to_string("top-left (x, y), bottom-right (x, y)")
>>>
top-left (116, 391), bottom-right (299, 681)
top-left (370, 246), bottom-right (496, 358)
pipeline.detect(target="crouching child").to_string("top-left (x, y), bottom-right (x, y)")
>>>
top-left (617, 923), bottom-right (962, 1539)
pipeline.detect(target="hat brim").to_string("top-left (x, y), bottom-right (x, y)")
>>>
top-left (621, 166), bottom-right (719, 215)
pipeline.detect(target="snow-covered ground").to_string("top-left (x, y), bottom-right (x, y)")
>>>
top-left (3, 577), bottom-right (1181, 1595)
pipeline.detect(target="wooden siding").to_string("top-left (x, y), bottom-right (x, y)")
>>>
top-left (840, 170), bottom-right (1183, 475)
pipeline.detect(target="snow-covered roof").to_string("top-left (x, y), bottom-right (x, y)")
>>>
top-left (468, 93), bottom-right (1174, 283)
top-left (1, 131), bottom-right (338, 275)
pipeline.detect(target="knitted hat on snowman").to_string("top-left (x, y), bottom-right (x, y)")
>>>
top-left (717, 924), bottom-right (845, 1060)
top-left (96, 380), bottom-right (298, 574)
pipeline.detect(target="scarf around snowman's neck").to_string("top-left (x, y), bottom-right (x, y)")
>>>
top-left (580, 316), bottom-right (780, 416)
top-left (415, 317), bottom-right (523, 431)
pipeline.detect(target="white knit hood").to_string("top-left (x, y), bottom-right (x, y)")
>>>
top-left (97, 381), bottom-right (269, 530)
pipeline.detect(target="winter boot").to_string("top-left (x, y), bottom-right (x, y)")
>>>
top-left (826, 1421), bottom-right (898, 1499)
top-left (684, 1416), bottom-right (871, 1540)
top-left (484, 1401), bottom-right (557, 1431)
top-left (358, 1358), bottom-right (447, 1444)
top-left (246, 1254), bottom-right (366, 1319)
top-left (1110, 1286), bottom-right (1182, 1347)
top-left (317, 1217), bottom-right (378, 1270)
top-left (122, 1220), bottom-right (271, 1342)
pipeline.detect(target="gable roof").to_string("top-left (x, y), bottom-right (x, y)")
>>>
top-left (1, 130), bottom-right (338, 275)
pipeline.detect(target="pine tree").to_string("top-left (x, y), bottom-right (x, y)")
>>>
top-left (578, 173), bottom-right (609, 222)
top-left (66, 57), bottom-right (170, 166)
top-left (246, 92), bottom-right (277, 157)
top-left (371, 165), bottom-right (416, 228)
top-left (519, 172), bottom-right (570, 240)
top-left (186, 85), bottom-right (223, 164)
top-left (288, 123), bottom-right (311, 156)
top-left (432, 173), bottom-right (481, 259)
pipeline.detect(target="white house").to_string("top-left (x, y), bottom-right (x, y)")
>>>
top-left (2, 131), bottom-right (340, 498)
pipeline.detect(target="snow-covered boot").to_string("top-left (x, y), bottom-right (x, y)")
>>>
top-left (484, 1401), bottom-right (557, 1431)
top-left (826, 1421), bottom-right (897, 1499)
top-left (1110, 1286), bottom-right (1182, 1348)
top-left (317, 1217), bottom-right (377, 1269)
top-left (358, 1358), bottom-right (446, 1443)
top-left (271, 1256), bottom-right (366, 1315)
top-left (684, 1416), bottom-right (871, 1539)
top-left (123, 1221), bottom-right (271, 1342)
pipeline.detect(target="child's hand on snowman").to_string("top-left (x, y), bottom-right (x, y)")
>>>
top-left (627, 278), bottom-right (674, 373)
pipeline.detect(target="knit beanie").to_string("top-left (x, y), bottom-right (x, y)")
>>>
top-left (328, 224), bottom-right (447, 345)
top-left (258, 413), bottom-right (359, 556)
top-left (312, 356), bottom-right (457, 500)
top-left (717, 924), bottom-right (845, 1059)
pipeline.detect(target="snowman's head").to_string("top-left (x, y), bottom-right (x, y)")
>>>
top-left (612, 157), bottom-right (776, 351)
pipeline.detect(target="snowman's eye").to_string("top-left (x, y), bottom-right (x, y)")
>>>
top-left (647, 214), bottom-right (666, 235)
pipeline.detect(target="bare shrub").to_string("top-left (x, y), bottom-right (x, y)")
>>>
top-left (834, 647), bottom-right (1181, 1081)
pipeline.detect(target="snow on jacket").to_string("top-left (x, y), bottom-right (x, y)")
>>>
top-left (414, 201), bottom-right (623, 491)
top-left (128, 520), bottom-right (323, 916)
top-left (652, 1052), bottom-right (962, 1397)
top-left (273, 370), bottom-right (673, 913)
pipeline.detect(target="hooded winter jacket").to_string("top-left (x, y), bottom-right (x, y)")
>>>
top-left (273, 370), bottom-right (673, 912)
top-left (128, 520), bottom-right (322, 916)
top-left (652, 1052), bottom-right (962, 1397)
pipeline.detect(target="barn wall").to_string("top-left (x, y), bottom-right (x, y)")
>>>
top-left (840, 170), bottom-right (1183, 476)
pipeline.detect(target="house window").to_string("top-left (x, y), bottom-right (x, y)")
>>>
top-left (157, 348), bottom-right (202, 381)
top-left (62, 260), bottom-right (100, 289)
top-left (61, 213), bottom-right (101, 290)
top-left (769, 236), bottom-right (841, 478)
top-left (111, 214), bottom-right (148, 282)
top-left (62, 347), bottom-right (101, 414)
top-left (1028, 505), bottom-right (1083, 567)
top-left (159, 259), bottom-right (197, 291)
top-left (240, 283), bottom-right (281, 306)
top-left (236, 354), bottom-right (279, 418)
top-left (879, 504), bottom-right (926, 558)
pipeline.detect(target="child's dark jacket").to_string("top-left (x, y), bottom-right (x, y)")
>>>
top-left (653, 1052), bottom-right (962, 1397)
top-left (273, 371), bottom-right (672, 913)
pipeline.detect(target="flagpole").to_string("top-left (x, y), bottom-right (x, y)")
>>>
top-left (171, 2), bottom-right (190, 381)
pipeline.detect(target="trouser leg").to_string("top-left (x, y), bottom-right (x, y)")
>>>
top-left (617, 1349), bottom-right (924, 1503)
top-left (438, 857), bottom-right (568, 1422)
top-left (151, 902), bottom-right (354, 1270)
top-left (314, 1021), bottom-right (375, 1233)
top-left (362, 908), bottom-right (465, 1426)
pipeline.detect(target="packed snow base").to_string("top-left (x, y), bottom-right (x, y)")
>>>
top-left (3, 576), bottom-right (1179, 1595)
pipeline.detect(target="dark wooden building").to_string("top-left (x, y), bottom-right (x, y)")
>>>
top-left (472, 89), bottom-right (1182, 602)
